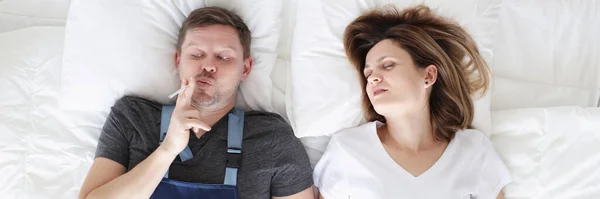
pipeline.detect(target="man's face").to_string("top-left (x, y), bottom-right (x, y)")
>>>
top-left (176, 25), bottom-right (252, 108)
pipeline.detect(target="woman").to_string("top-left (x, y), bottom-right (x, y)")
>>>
top-left (313, 5), bottom-right (511, 199)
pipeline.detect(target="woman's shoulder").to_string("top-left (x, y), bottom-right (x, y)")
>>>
top-left (452, 128), bottom-right (490, 149)
top-left (317, 121), bottom-right (381, 163)
top-left (314, 122), bottom-right (381, 189)
top-left (453, 130), bottom-right (511, 198)
top-left (451, 129), bottom-right (508, 172)
top-left (448, 128), bottom-right (503, 162)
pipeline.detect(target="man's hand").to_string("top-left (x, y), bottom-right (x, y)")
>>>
top-left (159, 77), bottom-right (211, 156)
top-left (79, 77), bottom-right (210, 199)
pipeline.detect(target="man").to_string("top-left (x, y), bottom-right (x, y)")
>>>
top-left (79, 7), bottom-right (314, 199)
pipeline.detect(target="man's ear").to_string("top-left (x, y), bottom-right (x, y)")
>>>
top-left (241, 56), bottom-right (253, 81)
top-left (174, 50), bottom-right (181, 69)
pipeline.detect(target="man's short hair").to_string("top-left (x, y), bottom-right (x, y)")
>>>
top-left (177, 7), bottom-right (251, 59)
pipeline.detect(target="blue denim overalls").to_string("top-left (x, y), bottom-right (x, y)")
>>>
top-left (150, 106), bottom-right (244, 199)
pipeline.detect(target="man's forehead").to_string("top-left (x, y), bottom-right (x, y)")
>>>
top-left (186, 42), bottom-right (238, 52)
top-left (183, 26), bottom-right (241, 49)
top-left (187, 25), bottom-right (238, 37)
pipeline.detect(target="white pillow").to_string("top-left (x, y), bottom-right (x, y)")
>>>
top-left (491, 0), bottom-right (600, 110)
top-left (60, 0), bottom-right (281, 112)
top-left (290, 0), bottom-right (500, 137)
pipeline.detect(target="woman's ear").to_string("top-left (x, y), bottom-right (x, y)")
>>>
top-left (424, 64), bottom-right (438, 88)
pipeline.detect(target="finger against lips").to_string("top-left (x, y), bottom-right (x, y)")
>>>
top-left (186, 76), bottom-right (196, 103)
top-left (176, 78), bottom-right (189, 103)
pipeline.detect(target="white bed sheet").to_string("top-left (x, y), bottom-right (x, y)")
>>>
top-left (0, 13), bottom-right (79, 199)
top-left (0, 0), bottom-right (70, 33)
top-left (491, 106), bottom-right (600, 199)
top-left (0, 1), bottom-right (78, 198)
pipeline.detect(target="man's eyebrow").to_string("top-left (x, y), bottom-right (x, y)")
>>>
top-left (186, 42), bottom-right (197, 48)
top-left (221, 46), bottom-right (237, 52)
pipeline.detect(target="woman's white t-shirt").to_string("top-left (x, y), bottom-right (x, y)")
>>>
top-left (313, 121), bottom-right (511, 199)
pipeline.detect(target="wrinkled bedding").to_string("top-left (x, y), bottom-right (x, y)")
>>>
top-left (492, 107), bottom-right (600, 199)
top-left (1, 0), bottom-right (599, 198)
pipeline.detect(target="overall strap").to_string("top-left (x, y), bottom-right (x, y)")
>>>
top-left (224, 108), bottom-right (244, 186)
top-left (160, 105), bottom-right (193, 178)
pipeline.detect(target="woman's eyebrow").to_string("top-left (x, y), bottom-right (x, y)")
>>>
top-left (365, 56), bottom-right (391, 68)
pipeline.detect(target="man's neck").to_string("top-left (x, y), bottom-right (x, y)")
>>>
top-left (192, 99), bottom-right (236, 138)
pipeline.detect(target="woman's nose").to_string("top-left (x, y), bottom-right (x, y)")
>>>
top-left (369, 74), bottom-right (381, 84)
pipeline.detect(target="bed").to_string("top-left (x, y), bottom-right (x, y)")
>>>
top-left (1, 0), bottom-right (599, 198)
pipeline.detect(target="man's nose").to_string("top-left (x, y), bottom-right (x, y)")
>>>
top-left (202, 58), bottom-right (217, 73)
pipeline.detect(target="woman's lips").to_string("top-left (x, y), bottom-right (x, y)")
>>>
top-left (373, 88), bottom-right (387, 96)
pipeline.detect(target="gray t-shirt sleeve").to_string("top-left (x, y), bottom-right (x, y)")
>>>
top-left (269, 119), bottom-right (314, 197)
top-left (94, 99), bottom-right (131, 168)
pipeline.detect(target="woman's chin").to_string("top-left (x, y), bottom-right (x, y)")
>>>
top-left (372, 103), bottom-right (392, 116)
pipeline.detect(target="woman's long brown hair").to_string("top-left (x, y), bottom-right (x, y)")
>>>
top-left (344, 5), bottom-right (491, 142)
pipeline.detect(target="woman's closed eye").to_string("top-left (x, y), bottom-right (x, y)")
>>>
top-left (383, 63), bottom-right (395, 69)
top-left (364, 63), bottom-right (394, 77)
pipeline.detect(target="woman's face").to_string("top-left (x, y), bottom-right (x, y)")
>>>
top-left (363, 39), bottom-right (434, 117)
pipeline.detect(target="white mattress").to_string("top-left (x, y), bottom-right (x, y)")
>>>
top-left (1, 0), bottom-right (600, 198)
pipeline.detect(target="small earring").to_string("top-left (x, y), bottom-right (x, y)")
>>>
top-left (425, 81), bottom-right (429, 85)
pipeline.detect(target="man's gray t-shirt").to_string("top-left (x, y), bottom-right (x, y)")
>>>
top-left (95, 96), bottom-right (313, 198)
